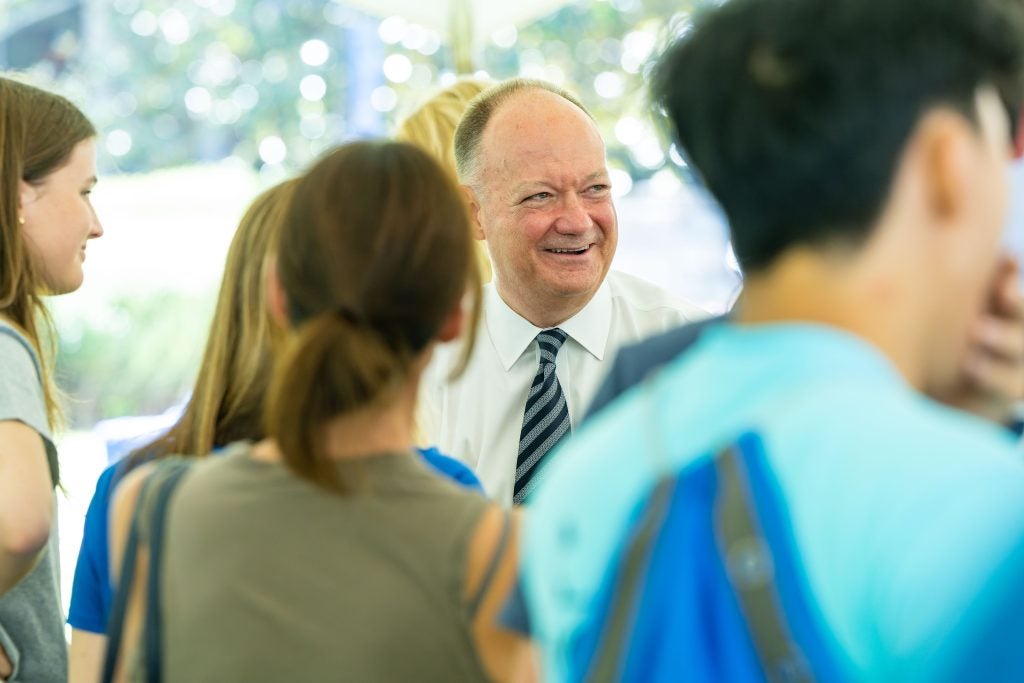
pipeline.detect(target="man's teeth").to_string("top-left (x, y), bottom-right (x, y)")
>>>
top-left (549, 247), bottom-right (588, 253)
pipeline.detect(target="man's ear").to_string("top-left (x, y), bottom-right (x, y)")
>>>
top-left (265, 256), bottom-right (290, 328)
top-left (461, 185), bottom-right (486, 241)
top-left (436, 298), bottom-right (465, 343)
top-left (914, 109), bottom-right (974, 223)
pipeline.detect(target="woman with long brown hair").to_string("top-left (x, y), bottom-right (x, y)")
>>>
top-left (0, 75), bottom-right (103, 683)
top-left (67, 179), bottom-right (296, 683)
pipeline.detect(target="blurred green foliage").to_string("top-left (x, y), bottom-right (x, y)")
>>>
top-left (9, 0), bottom-right (708, 426)
top-left (60, 0), bottom-right (702, 177)
top-left (53, 290), bottom-right (214, 427)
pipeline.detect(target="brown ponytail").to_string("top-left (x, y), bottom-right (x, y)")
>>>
top-left (267, 312), bottom-right (411, 492)
top-left (265, 140), bottom-right (481, 493)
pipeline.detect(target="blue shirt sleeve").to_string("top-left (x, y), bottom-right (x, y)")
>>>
top-left (67, 463), bottom-right (118, 633)
top-left (416, 446), bottom-right (485, 494)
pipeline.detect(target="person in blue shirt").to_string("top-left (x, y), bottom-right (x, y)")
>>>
top-left (523, 0), bottom-right (1024, 680)
top-left (67, 180), bottom-right (481, 683)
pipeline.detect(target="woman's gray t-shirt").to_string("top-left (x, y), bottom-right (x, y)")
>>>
top-left (0, 322), bottom-right (66, 683)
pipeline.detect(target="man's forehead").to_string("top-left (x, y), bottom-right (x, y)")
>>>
top-left (478, 93), bottom-right (607, 183)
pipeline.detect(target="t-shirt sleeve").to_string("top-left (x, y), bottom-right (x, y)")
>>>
top-left (417, 447), bottom-right (485, 494)
top-left (68, 465), bottom-right (118, 632)
top-left (0, 326), bottom-right (57, 482)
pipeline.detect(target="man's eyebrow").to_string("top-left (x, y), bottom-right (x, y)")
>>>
top-left (511, 181), bottom-right (554, 195)
top-left (511, 171), bottom-right (610, 195)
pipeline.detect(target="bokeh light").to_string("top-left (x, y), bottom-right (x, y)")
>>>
top-left (258, 136), bottom-right (287, 165)
top-left (300, 39), bottom-right (330, 66)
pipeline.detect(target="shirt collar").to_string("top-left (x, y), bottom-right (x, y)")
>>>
top-left (485, 280), bottom-right (613, 371)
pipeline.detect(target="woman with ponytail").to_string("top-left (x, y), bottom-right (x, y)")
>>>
top-left (69, 177), bottom-right (485, 683)
top-left (0, 76), bottom-right (103, 682)
top-left (107, 141), bottom-right (533, 682)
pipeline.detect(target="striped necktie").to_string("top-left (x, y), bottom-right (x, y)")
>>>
top-left (514, 328), bottom-right (571, 505)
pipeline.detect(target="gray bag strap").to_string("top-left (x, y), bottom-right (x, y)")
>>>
top-left (584, 474), bottom-right (677, 683)
top-left (584, 377), bottom-right (812, 682)
top-left (468, 510), bottom-right (513, 616)
top-left (715, 446), bottom-right (812, 682)
top-left (100, 458), bottom-right (193, 683)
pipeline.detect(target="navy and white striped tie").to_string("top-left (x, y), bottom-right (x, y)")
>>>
top-left (514, 328), bottom-right (571, 505)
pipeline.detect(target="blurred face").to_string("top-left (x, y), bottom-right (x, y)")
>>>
top-left (469, 90), bottom-right (617, 325)
top-left (20, 139), bottom-right (103, 295)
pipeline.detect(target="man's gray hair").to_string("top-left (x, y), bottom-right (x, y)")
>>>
top-left (453, 78), bottom-right (593, 188)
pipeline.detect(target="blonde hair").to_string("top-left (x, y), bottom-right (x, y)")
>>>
top-left (128, 179), bottom-right (297, 465)
top-left (0, 75), bottom-right (96, 433)
top-left (396, 79), bottom-right (493, 283)
top-left (266, 141), bottom-right (482, 494)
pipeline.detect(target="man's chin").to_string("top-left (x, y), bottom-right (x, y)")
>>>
top-left (538, 274), bottom-right (603, 301)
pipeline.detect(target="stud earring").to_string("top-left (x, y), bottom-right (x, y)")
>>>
top-left (17, 215), bottom-right (25, 225)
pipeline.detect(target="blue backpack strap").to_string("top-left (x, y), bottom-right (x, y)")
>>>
top-left (100, 458), bottom-right (193, 683)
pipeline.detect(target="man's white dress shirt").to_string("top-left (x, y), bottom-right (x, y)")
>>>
top-left (419, 270), bottom-right (707, 504)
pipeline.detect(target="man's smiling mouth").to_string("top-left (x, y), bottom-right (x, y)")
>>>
top-left (545, 245), bottom-right (591, 254)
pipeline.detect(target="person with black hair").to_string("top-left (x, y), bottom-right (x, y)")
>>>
top-left (522, 0), bottom-right (1024, 679)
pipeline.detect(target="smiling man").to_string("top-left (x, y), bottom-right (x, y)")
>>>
top-left (419, 79), bottom-right (705, 504)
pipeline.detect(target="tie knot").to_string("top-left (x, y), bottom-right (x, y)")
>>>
top-left (536, 328), bottom-right (567, 364)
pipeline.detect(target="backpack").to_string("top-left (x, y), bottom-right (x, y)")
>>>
top-left (570, 431), bottom-right (848, 683)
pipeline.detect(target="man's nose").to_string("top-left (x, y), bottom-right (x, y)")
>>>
top-left (554, 193), bottom-right (594, 233)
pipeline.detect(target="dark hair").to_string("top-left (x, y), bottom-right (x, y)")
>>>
top-left (266, 140), bottom-right (481, 493)
top-left (653, 0), bottom-right (1024, 272)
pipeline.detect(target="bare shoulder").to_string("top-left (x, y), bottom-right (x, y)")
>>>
top-left (464, 506), bottom-right (537, 682)
top-left (465, 505), bottom-right (520, 597)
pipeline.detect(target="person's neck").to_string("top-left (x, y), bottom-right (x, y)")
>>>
top-left (495, 282), bottom-right (591, 329)
top-left (733, 246), bottom-right (930, 390)
top-left (252, 368), bottom-right (424, 464)
top-left (319, 381), bottom-right (419, 460)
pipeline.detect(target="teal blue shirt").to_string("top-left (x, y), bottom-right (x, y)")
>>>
top-left (524, 323), bottom-right (1024, 682)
